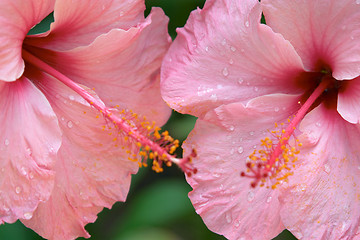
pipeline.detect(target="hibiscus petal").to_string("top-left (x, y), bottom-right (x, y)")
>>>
top-left (183, 94), bottom-right (300, 240)
top-left (24, 0), bottom-right (145, 51)
top-left (22, 69), bottom-right (138, 239)
top-left (337, 77), bottom-right (360, 124)
top-left (279, 104), bottom-right (360, 240)
top-left (0, 0), bottom-right (55, 81)
top-left (0, 77), bottom-right (61, 223)
top-left (262, 0), bottom-right (360, 80)
top-left (160, 0), bottom-right (304, 118)
top-left (25, 8), bottom-right (171, 126)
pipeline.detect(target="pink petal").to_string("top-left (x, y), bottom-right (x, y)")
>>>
top-left (279, 104), bottom-right (360, 240)
top-left (262, 0), bottom-right (360, 80)
top-left (23, 70), bottom-right (138, 239)
top-left (337, 77), bottom-right (360, 124)
top-left (0, 0), bottom-right (55, 81)
top-left (160, 0), bottom-right (304, 118)
top-left (25, 8), bottom-right (171, 125)
top-left (184, 94), bottom-right (300, 240)
top-left (24, 0), bottom-right (145, 51)
top-left (0, 76), bottom-right (61, 223)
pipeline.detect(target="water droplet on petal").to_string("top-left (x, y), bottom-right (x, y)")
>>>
top-left (225, 213), bottom-right (232, 223)
top-left (229, 125), bottom-right (235, 131)
top-left (230, 148), bottom-right (235, 155)
top-left (4, 139), bottom-right (9, 146)
top-left (222, 67), bottom-right (229, 77)
top-left (61, 117), bottom-right (65, 121)
top-left (274, 107), bottom-right (280, 112)
top-left (324, 164), bottom-right (331, 174)
top-left (23, 212), bottom-right (33, 220)
top-left (247, 191), bottom-right (255, 202)
top-left (237, 146), bottom-right (244, 154)
top-left (315, 122), bottom-right (321, 127)
top-left (245, 21), bottom-right (250, 27)
top-left (234, 220), bottom-right (240, 227)
top-left (249, 131), bottom-right (255, 136)
top-left (205, 46), bottom-right (209, 52)
top-left (266, 196), bottom-right (272, 203)
top-left (210, 94), bottom-right (217, 102)
top-left (119, 11), bottom-right (124, 16)
top-left (212, 172), bottom-right (221, 178)
top-left (238, 78), bottom-right (244, 85)
top-left (67, 121), bottom-right (74, 129)
top-left (221, 39), bottom-right (227, 46)
top-left (15, 186), bottom-right (22, 194)
top-left (229, 59), bottom-right (234, 64)
top-left (29, 172), bottom-right (34, 179)
top-left (20, 167), bottom-right (27, 176)
top-left (69, 95), bottom-right (75, 101)
top-left (253, 86), bottom-right (259, 92)
top-left (230, 46), bottom-right (236, 52)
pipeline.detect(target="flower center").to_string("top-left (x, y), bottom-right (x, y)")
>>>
top-left (22, 49), bottom-right (197, 176)
top-left (241, 75), bottom-right (334, 188)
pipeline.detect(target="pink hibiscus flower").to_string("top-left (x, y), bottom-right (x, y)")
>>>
top-left (0, 0), bottom-right (194, 239)
top-left (161, 0), bottom-right (360, 239)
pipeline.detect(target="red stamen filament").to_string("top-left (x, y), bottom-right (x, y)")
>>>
top-left (241, 76), bottom-right (332, 188)
top-left (22, 49), bottom-right (197, 176)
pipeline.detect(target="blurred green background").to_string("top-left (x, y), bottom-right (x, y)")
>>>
top-left (1, 1), bottom-right (298, 239)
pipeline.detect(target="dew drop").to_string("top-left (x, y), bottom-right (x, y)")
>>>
top-left (61, 117), bottom-right (65, 121)
top-left (230, 46), bottom-right (236, 52)
top-left (119, 11), bottom-right (124, 16)
top-left (240, 48), bottom-right (245, 53)
top-left (229, 125), bottom-right (235, 131)
top-left (216, 156), bottom-right (221, 160)
top-left (67, 121), bottom-right (74, 129)
top-left (69, 95), bottom-right (75, 101)
top-left (20, 167), bottom-right (27, 176)
top-left (234, 220), bottom-right (240, 227)
top-left (274, 107), bottom-right (280, 112)
top-left (15, 186), bottom-right (22, 194)
top-left (212, 172), bottom-right (221, 178)
top-left (210, 94), bottom-right (218, 102)
top-left (253, 86), bottom-right (259, 92)
top-left (237, 146), bottom-right (244, 154)
top-left (245, 21), bottom-right (250, 28)
top-left (4, 139), bottom-right (9, 146)
top-left (225, 213), bottom-right (232, 223)
top-left (247, 191), bottom-right (255, 202)
top-left (221, 39), bottom-right (227, 46)
top-left (324, 164), bottom-right (331, 174)
top-left (230, 148), bottom-right (235, 155)
top-left (205, 46), bottom-right (209, 52)
top-left (229, 59), bottom-right (234, 64)
top-left (23, 212), bottom-right (33, 220)
top-left (249, 131), bottom-right (255, 136)
top-left (238, 78), bottom-right (244, 85)
top-left (266, 196), bottom-right (272, 203)
top-left (29, 172), bottom-right (34, 179)
top-left (315, 122), bottom-right (321, 127)
top-left (222, 67), bottom-right (229, 77)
